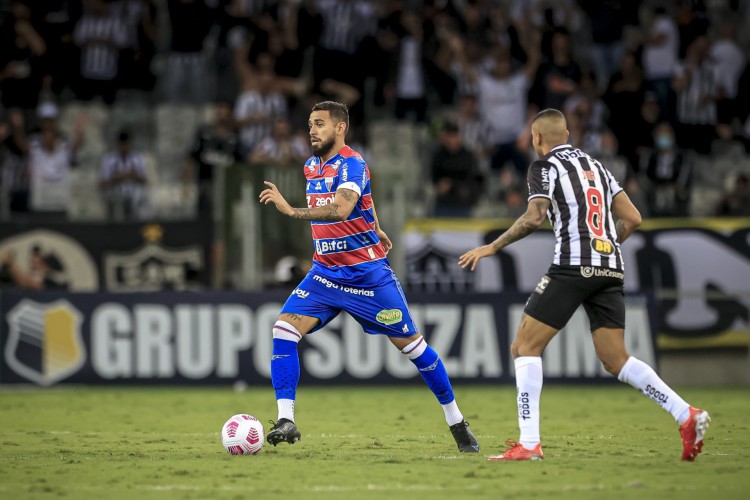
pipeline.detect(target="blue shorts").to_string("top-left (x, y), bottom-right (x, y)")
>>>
top-left (279, 266), bottom-right (418, 337)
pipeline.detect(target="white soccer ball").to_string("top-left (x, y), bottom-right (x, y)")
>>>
top-left (221, 414), bottom-right (265, 455)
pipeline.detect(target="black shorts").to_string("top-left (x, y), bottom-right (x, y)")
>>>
top-left (524, 265), bottom-right (625, 332)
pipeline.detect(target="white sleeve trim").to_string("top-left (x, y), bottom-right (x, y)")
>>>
top-left (337, 182), bottom-right (361, 196)
top-left (528, 193), bottom-right (552, 202)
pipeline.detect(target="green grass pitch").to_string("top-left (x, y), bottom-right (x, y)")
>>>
top-left (1, 385), bottom-right (749, 499)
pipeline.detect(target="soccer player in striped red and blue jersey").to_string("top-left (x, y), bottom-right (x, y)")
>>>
top-left (259, 101), bottom-right (478, 452)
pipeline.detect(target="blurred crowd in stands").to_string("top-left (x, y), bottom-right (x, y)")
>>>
top-left (1, 0), bottom-right (750, 221)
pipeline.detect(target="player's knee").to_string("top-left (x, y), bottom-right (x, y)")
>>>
top-left (399, 335), bottom-right (429, 359)
top-left (598, 351), bottom-right (628, 376)
top-left (273, 321), bottom-right (303, 343)
top-left (513, 337), bottom-right (544, 358)
top-left (510, 339), bottom-right (520, 359)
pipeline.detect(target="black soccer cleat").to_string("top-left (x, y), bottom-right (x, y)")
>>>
top-left (267, 418), bottom-right (301, 446)
top-left (450, 420), bottom-right (479, 453)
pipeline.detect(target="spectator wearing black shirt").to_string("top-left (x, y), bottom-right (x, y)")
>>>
top-left (111, 0), bottom-right (157, 92)
top-left (644, 122), bottom-right (691, 217)
top-left (0, 108), bottom-right (30, 213)
top-left (164, 0), bottom-right (215, 104)
top-left (430, 121), bottom-right (482, 217)
top-left (530, 29), bottom-right (581, 111)
top-left (605, 51), bottom-right (646, 170)
top-left (715, 174), bottom-right (750, 216)
top-left (580, 0), bottom-right (624, 92)
top-left (183, 101), bottom-right (246, 218)
top-left (0, 0), bottom-right (47, 111)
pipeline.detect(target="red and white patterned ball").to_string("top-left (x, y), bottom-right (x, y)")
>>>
top-left (221, 414), bottom-right (265, 455)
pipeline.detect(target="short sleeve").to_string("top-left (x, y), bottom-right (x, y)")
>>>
top-left (527, 160), bottom-right (555, 201)
top-left (605, 168), bottom-right (624, 199)
top-left (337, 156), bottom-right (366, 196)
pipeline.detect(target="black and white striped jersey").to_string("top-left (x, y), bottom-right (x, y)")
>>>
top-left (527, 144), bottom-right (624, 271)
top-left (73, 13), bottom-right (128, 80)
top-left (318, 0), bottom-right (376, 54)
top-left (234, 89), bottom-right (288, 151)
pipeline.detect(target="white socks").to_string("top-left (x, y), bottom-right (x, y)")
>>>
top-left (515, 356), bottom-right (543, 449)
top-left (277, 398), bottom-right (295, 422)
top-left (441, 400), bottom-right (465, 427)
top-left (617, 356), bottom-right (691, 425)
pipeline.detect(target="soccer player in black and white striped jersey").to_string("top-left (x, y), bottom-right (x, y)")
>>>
top-left (459, 109), bottom-right (710, 462)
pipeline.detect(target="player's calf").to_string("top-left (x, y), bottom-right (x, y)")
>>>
top-left (399, 335), bottom-right (479, 452)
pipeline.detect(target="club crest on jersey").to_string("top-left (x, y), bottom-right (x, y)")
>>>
top-left (325, 177), bottom-right (334, 191)
top-left (590, 237), bottom-right (615, 255)
top-left (376, 309), bottom-right (403, 325)
top-left (534, 275), bottom-right (550, 295)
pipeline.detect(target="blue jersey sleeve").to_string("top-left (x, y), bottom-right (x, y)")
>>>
top-left (337, 156), bottom-right (368, 196)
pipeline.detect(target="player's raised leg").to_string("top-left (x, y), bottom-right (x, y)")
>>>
top-left (389, 333), bottom-right (479, 453)
top-left (488, 314), bottom-right (558, 461)
top-left (267, 312), bottom-right (318, 446)
top-left (593, 327), bottom-right (710, 461)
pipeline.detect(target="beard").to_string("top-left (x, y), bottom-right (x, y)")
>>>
top-left (311, 135), bottom-right (335, 157)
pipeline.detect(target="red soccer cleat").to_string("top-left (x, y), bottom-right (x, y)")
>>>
top-left (487, 440), bottom-right (544, 461)
top-left (680, 407), bottom-right (710, 461)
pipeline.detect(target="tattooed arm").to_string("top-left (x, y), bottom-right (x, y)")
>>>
top-left (458, 198), bottom-right (550, 271)
top-left (259, 181), bottom-right (359, 221)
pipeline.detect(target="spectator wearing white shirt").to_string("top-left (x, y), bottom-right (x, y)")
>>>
top-left (710, 19), bottom-right (745, 126)
top-left (100, 130), bottom-right (148, 220)
top-left (641, 7), bottom-right (680, 120)
top-left (450, 31), bottom-right (540, 178)
top-left (19, 104), bottom-right (87, 215)
top-left (250, 117), bottom-right (308, 166)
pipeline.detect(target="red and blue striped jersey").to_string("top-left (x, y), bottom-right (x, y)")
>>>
top-left (304, 145), bottom-right (388, 283)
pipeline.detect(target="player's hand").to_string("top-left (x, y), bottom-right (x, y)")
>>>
top-left (259, 181), bottom-right (294, 217)
top-left (377, 228), bottom-right (392, 255)
top-left (458, 245), bottom-right (495, 271)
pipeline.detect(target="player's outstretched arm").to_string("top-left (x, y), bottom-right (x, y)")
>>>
top-left (458, 198), bottom-right (549, 271)
top-left (259, 181), bottom-right (359, 221)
